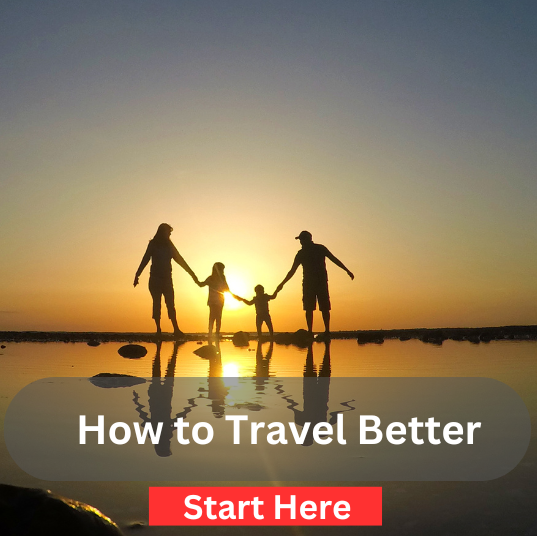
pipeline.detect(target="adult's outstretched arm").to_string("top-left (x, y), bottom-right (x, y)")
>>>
top-left (275, 254), bottom-right (301, 293)
top-left (171, 244), bottom-right (199, 284)
top-left (326, 249), bottom-right (354, 280)
top-left (134, 244), bottom-right (151, 287)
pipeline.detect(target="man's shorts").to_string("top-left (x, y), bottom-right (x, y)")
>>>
top-left (302, 279), bottom-right (331, 312)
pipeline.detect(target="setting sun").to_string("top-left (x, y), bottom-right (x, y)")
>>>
top-left (224, 272), bottom-right (251, 310)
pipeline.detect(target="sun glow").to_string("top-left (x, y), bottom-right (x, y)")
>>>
top-left (223, 363), bottom-right (240, 377)
top-left (224, 272), bottom-right (251, 310)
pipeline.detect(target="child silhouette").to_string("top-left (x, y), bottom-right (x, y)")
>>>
top-left (198, 262), bottom-right (230, 338)
top-left (233, 285), bottom-right (277, 339)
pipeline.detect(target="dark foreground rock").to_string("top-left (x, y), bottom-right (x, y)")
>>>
top-left (117, 344), bottom-right (147, 359)
top-left (0, 483), bottom-right (122, 536)
top-left (232, 331), bottom-right (250, 347)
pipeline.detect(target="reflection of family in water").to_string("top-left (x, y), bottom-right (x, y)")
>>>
top-left (134, 224), bottom-right (354, 338)
top-left (130, 339), bottom-right (353, 456)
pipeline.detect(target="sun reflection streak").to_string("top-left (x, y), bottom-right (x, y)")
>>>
top-left (223, 363), bottom-right (240, 377)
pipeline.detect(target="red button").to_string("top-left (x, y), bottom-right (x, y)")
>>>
top-left (149, 486), bottom-right (382, 526)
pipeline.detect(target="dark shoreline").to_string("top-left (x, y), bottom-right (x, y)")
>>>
top-left (1, 325), bottom-right (536, 345)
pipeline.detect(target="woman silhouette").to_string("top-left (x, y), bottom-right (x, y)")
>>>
top-left (134, 223), bottom-right (198, 336)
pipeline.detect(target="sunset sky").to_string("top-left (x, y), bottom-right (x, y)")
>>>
top-left (1, 1), bottom-right (536, 333)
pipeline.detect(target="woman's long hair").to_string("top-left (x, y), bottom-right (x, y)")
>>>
top-left (152, 223), bottom-right (173, 244)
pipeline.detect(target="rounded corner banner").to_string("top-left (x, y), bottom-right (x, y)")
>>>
top-left (4, 376), bottom-right (530, 481)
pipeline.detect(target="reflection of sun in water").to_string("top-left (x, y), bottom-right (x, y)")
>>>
top-left (224, 273), bottom-right (249, 310)
top-left (223, 363), bottom-right (240, 377)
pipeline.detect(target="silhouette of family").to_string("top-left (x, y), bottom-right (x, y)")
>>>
top-left (134, 224), bottom-right (354, 338)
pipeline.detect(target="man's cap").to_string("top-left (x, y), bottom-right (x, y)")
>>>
top-left (295, 230), bottom-right (312, 240)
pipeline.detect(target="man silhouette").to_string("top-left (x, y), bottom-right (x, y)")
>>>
top-left (275, 231), bottom-right (354, 334)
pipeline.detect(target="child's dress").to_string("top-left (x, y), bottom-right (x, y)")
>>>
top-left (203, 274), bottom-right (229, 309)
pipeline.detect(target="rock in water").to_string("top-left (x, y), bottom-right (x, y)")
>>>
top-left (0, 483), bottom-right (122, 535)
top-left (232, 331), bottom-right (250, 347)
top-left (87, 340), bottom-right (100, 347)
top-left (357, 332), bottom-right (384, 345)
top-left (274, 332), bottom-right (293, 345)
top-left (290, 329), bottom-right (314, 347)
top-left (420, 330), bottom-right (446, 345)
top-left (194, 344), bottom-right (218, 358)
top-left (90, 373), bottom-right (146, 389)
top-left (118, 344), bottom-right (147, 359)
top-left (314, 332), bottom-right (331, 342)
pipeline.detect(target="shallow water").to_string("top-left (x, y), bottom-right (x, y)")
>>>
top-left (1, 339), bottom-right (536, 535)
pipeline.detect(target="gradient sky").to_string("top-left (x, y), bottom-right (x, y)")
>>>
top-left (1, 1), bottom-right (536, 333)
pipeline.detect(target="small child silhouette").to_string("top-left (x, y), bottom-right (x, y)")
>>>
top-left (233, 284), bottom-right (277, 339)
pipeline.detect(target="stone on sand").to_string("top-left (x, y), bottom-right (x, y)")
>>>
top-left (0, 483), bottom-right (122, 536)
